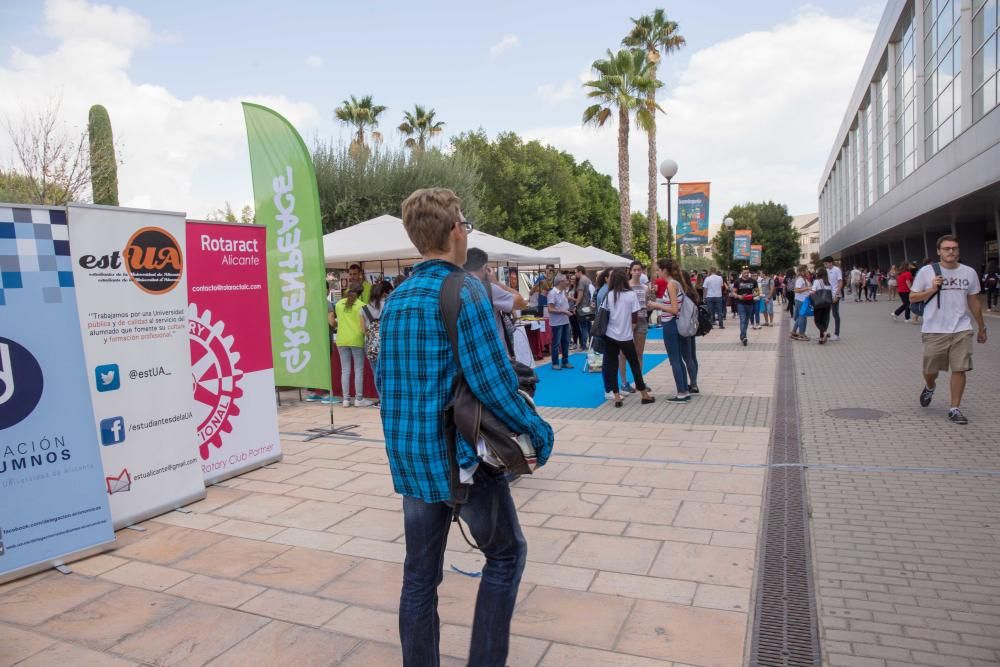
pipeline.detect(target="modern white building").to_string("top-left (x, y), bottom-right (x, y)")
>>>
top-left (818, 0), bottom-right (1000, 271)
top-left (792, 213), bottom-right (820, 265)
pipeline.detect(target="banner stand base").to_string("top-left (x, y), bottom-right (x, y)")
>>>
top-left (303, 400), bottom-right (360, 441)
top-left (124, 525), bottom-right (147, 532)
top-left (173, 507), bottom-right (192, 514)
top-left (54, 564), bottom-right (73, 575)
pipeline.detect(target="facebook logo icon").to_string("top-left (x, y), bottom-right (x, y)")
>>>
top-left (100, 417), bottom-right (126, 446)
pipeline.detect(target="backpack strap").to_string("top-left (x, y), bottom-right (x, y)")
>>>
top-left (932, 262), bottom-right (943, 307)
top-left (438, 269), bottom-right (468, 507)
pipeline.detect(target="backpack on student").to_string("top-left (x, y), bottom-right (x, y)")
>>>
top-left (695, 303), bottom-right (714, 337)
top-left (910, 263), bottom-right (942, 317)
top-left (362, 305), bottom-right (380, 362)
top-left (677, 289), bottom-right (699, 338)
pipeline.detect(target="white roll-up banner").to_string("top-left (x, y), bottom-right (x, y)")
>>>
top-left (68, 204), bottom-right (205, 528)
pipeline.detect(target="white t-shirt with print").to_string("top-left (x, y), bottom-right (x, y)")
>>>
top-left (911, 263), bottom-right (981, 334)
top-left (827, 265), bottom-right (843, 293)
top-left (794, 276), bottom-right (808, 301)
top-left (702, 274), bottom-right (723, 298)
top-left (602, 290), bottom-right (640, 342)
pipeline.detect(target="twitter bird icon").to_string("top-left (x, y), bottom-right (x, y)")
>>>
top-left (95, 364), bottom-right (120, 392)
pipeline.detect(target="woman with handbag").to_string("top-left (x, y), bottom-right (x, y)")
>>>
top-left (792, 266), bottom-right (812, 341)
top-left (597, 269), bottom-right (655, 407)
top-left (811, 267), bottom-right (834, 344)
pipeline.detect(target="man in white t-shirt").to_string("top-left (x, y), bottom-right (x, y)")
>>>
top-left (823, 257), bottom-right (844, 340)
top-left (850, 267), bottom-right (863, 302)
top-left (702, 268), bottom-right (725, 329)
top-left (910, 235), bottom-right (988, 425)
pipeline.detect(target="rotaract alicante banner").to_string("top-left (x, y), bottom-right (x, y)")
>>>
top-left (68, 204), bottom-right (206, 529)
top-left (242, 102), bottom-right (331, 391)
top-left (186, 220), bottom-right (282, 484)
top-left (0, 204), bottom-right (114, 584)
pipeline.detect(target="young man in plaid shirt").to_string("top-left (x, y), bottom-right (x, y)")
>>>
top-left (377, 188), bottom-right (554, 666)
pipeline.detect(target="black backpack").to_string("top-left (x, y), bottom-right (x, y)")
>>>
top-left (695, 303), bottom-right (714, 337)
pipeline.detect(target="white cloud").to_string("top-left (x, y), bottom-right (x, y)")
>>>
top-left (304, 55), bottom-right (324, 68)
top-left (523, 9), bottom-right (876, 241)
top-left (490, 34), bottom-right (520, 58)
top-left (0, 0), bottom-right (320, 217)
top-left (538, 64), bottom-right (593, 104)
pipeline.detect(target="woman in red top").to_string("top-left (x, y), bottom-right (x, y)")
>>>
top-left (892, 262), bottom-right (914, 321)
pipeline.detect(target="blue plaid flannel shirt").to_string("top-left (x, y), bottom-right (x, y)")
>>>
top-left (376, 259), bottom-right (554, 504)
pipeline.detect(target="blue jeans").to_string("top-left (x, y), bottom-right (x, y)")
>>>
top-left (578, 317), bottom-right (592, 350)
top-left (684, 335), bottom-right (699, 387)
top-left (794, 300), bottom-right (808, 334)
top-left (750, 301), bottom-right (761, 326)
top-left (550, 324), bottom-right (570, 366)
top-left (660, 319), bottom-right (689, 394)
top-left (400, 469), bottom-right (526, 667)
top-left (736, 302), bottom-right (754, 340)
top-left (706, 297), bottom-right (725, 327)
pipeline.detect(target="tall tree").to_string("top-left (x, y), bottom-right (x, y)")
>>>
top-left (334, 95), bottom-right (387, 158)
top-left (711, 201), bottom-right (800, 273)
top-left (583, 48), bottom-right (660, 254)
top-left (4, 100), bottom-right (91, 205)
top-left (623, 9), bottom-right (685, 268)
top-left (87, 104), bottom-right (119, 205)
top-left (398, 105), bottom-right (445, 154)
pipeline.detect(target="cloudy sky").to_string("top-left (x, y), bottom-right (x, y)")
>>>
top-left (0, 0), bottom-right (883, 236)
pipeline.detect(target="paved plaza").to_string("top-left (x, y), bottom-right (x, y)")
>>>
top-left (1, 300), bottom-right (997, 666)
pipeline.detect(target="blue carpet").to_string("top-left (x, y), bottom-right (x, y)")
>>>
top-left (532, 352), bottom-right (668, 408)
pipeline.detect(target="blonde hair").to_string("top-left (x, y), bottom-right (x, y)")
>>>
top-left (401, 188), bottom-right (461, 255)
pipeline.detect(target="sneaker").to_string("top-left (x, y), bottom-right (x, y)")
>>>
top-left (891, 313), bottom-right (899, 322)
top-left (604, 391), bottom-right (615, 400)
top-left (689, 385), bottom-right (700, 394)
top-left (354, 398), bottom-right (374, 407)
top-left (319, 394), bottom-right (335, 404)
top-left (741, 337), bottom-right (748, 346)
top-left (305, 393), bottom-right (322, 402)
top-left (948, 408), bottom-right (968, 425)
top-left (551, 364), bottom-right (562, 371)
top-left (667, 395), bottom-right (691, 403)
top-left (829, 334), bottom-right (840, 341)
top-left (342, 398), bottom-right (352, 408)
top-left (621, 383), bottom-right (636, 394)
top-left (561, 363), bottom-right (575, 370)
top-left (919, 386), bottom-right (934, 407)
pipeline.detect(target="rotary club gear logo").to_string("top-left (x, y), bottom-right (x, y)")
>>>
top-left (188, 305), bottom-right (243, 460)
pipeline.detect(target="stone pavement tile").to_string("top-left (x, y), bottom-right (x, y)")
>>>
top-left (0, 623), bottom-right (56, 666)
top-left (673, 500), bottom-right (758, 533)
top-left (519, 490), bottom-right (603, 518)
top-left (539, 643), bottom-right (674, 666)
top-left (68, 554), bottom-right (129, 577)
top-left (640, 445), bottom-right (709, 462)
top-left (336, 537), bottom-right (406, 563)
top-left (0, 575), bottom-right (116, 625)
top-left (520, 526), bottom-right (576, 563)
top-left (150, 510), bottom-right (227, 530)
top-left (266, 499), bottom-right (362, 531)
top-left (114, 525), bottom-right (226, 565)
top-left (543, 515), bottom-right (627, 536)
top-left (615, 600), bottom-right (746, 666)
top-left (211, 493), bottom-right (304, 522)
top-left (557, 533), bottom-right (660, 575)
top-left (509, 585), bottom-right (633, 650)
top-left (327, 507), bottom-right (405, 541)
top-left (334, 473), bottom-right (396, 496)
top-left (589, 571), bottom-right (697, 605)
top-left (620, 467), bottom-right (696, 489)
top-left (340, 493), bottom-right (403, 511)
top-left (514, 477), bottom-right (584, 493)
top-left (594, 496), bottom-right (680, 525)
top-left (318, 559), bottom-right (401, 610)
top-left (241, 547), bottom-right (360, 594)
top-left (239, 588), bottom-right (346, 627)
top-left (0, 570), bottom-right (56, 595)
top-left (206, 621), bottom-right (359, 667)
top-left (337, 641), bottom-right (465, 667)
top-left (267, 527), bottom-right (353, 552)
top-left (649, 541), bottom-right (755, 588)
top-left (184, 485), bottom-right (248, 513)
top-left (710, 531), bottom-right (758, 550)
top-left (691, 470), bottom-right (765, 495)
top-left (239, 462), bottom-right (314, 483)
top-left (14, 641), bottom-right (135, 667)
top-left (174, 536), bottom-right (290, 578)
top-left (648, 487), bottom-right (727, 503)
top-left (579, 482), bottom-right (652, 498)
top-left (583, 442), bottom-right (651, 458)
top-left (724, 492), bottom-right (762, 507)
top-left (235, 480), bottom-right (301, 495)
top-left (166, 574), bottom-right (265, 608)
top-left (284, 486), bottom-right (354, 504)
top-left (625, 523), bottom-right (713, 544)
top-left (517, 512), bottom-right (551, 526)
top-left (39, 585), bottom-right (187, 648)
top-left (439, 624), bottom-right (550, 665)
top-left (694, 583), bottom-right (752, 612)
top-left (555, 462), bottom-right (631, 484)
top-left (99, 561), bottom-right (192, 592)
top-left (207, 518), bottom-right (287, 540)
top-left (519, 561), bottom-right (596, 592)
top-left (324, 605), bottom-right (398, 644)
top-left (111, 601), bottom-right (269, 666)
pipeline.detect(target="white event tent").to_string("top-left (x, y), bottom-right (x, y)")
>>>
top-left (323, 215), bottom-right (559, 269)
top-left (540, 241), bottom-right (631, 269)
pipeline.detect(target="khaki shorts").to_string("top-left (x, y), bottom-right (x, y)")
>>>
top-left (922, 331), bottom-right (974, 374)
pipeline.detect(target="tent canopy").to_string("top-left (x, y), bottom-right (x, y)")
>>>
top-left (323, 215), bottom-right (558, 268)
top-left (540, 241), bottom-right (631, 269)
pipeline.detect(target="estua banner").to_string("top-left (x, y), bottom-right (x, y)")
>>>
top-left (0, 205), bottom-right (114, 584)
top-left (242, 103), bottom-right (331, 391)
top-left (676, 182), bottom-right (710, 245)
top-left (733, 229), bottom-right (752, 261)
top-left (186, 221), bottom-right (281, 484)
top-left (68, 204), bottom-right (205, 529)
top-left (750, 245), bottom-right (763, 267)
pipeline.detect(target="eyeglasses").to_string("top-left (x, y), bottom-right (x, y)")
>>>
top-left (940, 246), bottom-right (959, 253)
top-left (457, 219), bottom-right (473, 233)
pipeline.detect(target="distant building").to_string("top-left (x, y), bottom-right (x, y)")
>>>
top-left (792, 213), bottom-right (820, 265)
top-left (818, 0), bottom-right (1000, 271)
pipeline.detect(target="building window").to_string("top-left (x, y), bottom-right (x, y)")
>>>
top-left (895, 4), bottom-right (918, 180)
top-left (924, 0), bottom-right (963, 156)
top-left (973, 0), bottom-right (1000, 121)
top-left (865, 102), bottom-right (875, 206)
top-left (877, 69), bottom-right (891, 195)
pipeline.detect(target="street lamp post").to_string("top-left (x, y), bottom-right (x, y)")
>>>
top-left (659, 159), bottom-right (678, 267)
top-left (723, 217), bottom-right (734, 272)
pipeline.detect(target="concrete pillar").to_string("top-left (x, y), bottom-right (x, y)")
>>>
top-left (887, 41), bottom-right (899, 191)
top-left (960, 0), bottom-right (974, 133)
top-left (924, 231), bottom-right (932, 260)
top-left (878, 245), bottom-right (892, 271)
top-left (956, 220), bottom-right (987, 271)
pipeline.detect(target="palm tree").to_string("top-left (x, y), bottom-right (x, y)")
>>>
top-left (583, 49), bottom-right (661, 255)
top-left (398, 105), bottom-right (445, 154)
top-left (334, 95), bottom-right (387, 157)
top-left (623, 9), bottom-right (685, 266)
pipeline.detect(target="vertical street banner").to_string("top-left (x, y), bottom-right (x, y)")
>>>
top-left (733, 229), bottom-right (752, 261)
top-left (242, 103), bottom-right (331, 391)
top-left (68, 204), bottom-right (206, 529)
top-left (1, 205), bottom-right (115, 584)
top-left (186, 221), bottom-right (281, 484)
top-left (676, 182), bottom-right (710, 245)
top-left (750, 245), bottom-right (763, 267)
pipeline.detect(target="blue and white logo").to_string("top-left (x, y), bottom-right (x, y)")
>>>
top-left (0, 337), bottom-right (44, 430)
top-left (95, 364), bottom-right (120, 392)
top-left (100, 416), bottom-right (126, 446)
